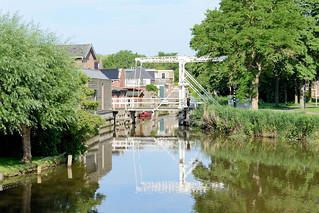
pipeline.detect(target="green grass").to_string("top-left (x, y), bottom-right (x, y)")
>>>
top-left (259, 102), bottom-right (319, 113)
top-left (0, 155), bottom-right (66, 177)
top-left (259, 102), bottom-right (299, 109)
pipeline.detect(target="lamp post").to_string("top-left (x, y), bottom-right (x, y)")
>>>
top-left (233, 83), bottom-right (237, 108)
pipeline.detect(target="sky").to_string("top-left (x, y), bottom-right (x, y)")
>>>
top-left (0, 0), bottom-right (220, 56)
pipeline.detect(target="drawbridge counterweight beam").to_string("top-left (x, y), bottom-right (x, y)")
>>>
top-left (135, 56), bottom-right (225, 108)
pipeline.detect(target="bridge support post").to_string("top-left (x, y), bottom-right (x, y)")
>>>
top-left (112, 111), bottom-right (118, 126)
top-left (154, 110), bottom-right (158, 121)
top-left (130, 111), bottom-right (136, 124)
top-left (130, 124), bottom-right (136, 136)
top-left (178, 61), bottom-right (186, 109)
top-left (178, 108), bottom-right (190, 126)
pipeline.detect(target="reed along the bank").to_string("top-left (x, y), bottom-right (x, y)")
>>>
top-left (191, 104), bottom-right (319, 141)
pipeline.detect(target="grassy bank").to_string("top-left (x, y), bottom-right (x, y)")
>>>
top-left (0, 155), bottom-right (66, 178)
top-left (192, 104), bottom-right (319, 141)
top-left (260, 102), bottom-right (319, 113)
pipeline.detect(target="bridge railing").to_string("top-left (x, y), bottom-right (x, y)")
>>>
top-left (112, 97), bottom-right (203, 110)
top-left (112, 97), bottom-right (179, 110)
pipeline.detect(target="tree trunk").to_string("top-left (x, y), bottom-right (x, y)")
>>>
top-left (251, 67), bottom-right (261, 111)
top-left (300, 80), bottom-right (306, 110)
top-left (21, 124), bottom-right (32, 163)
top-left (284, 83), bottom-right (288, 106)
top-left (294, 79), bottom-right (298, 104)
top-left (275, 75), bottom-right (279, 107)
top-left (308, 81), bottom-right (312, 102)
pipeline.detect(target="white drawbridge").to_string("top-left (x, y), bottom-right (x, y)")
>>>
top-left (135, 56), bottom-right (226, 109)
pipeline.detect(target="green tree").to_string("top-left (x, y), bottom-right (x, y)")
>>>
top-left (0, 13), bottom-right (83, 163)
top-left (31, 72), bottom-right (105, 157)
top-left (190, 0), bottom-right (306, 110)
top-left (143, 51), bottom-right (179, 83)
top-left (99, 50), bottom-right (145, 69)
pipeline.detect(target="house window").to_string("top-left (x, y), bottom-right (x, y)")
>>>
top-left (162, 73), bottom-right (165, 79)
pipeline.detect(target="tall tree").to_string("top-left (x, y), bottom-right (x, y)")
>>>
top-left (0, 13), bottom-right (82, 163)
top-left (99, 50), bottom-right (145, 69)
top-left (190, 0), bottom-right (306, 110)
top-left (143, 51), bottom-right (179, 82)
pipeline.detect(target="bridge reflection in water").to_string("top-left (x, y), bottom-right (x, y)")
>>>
top-left (75, 115), bottom-right (224, 197)
top-left (112, 137), bottom-right (223, 194)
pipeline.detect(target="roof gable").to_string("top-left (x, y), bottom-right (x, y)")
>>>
top-left (100, 69), bottom-right (119, 80)
top-left (147, 71), bottom-right (155, 79)
top-left (127, 66), bottom-right (154, 80)
top-left (80, 68), bottom-right (110, 80)
top-left (58, 44), bottom-right (97, 60)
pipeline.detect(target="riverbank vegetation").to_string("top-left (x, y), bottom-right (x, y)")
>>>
top-left (0, 13), bottom-right (105, 164)
top-left (191, 103), bottom-right (319, 141)
top-left (0, 155), bottom-right (66, 177)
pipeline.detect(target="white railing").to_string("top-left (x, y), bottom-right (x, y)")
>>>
top-left (112, 97), bottom-right (202, 110)
top-left (112, 97), bottom-right (179, 110)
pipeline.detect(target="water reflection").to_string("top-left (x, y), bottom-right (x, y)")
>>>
top-left (2, 115), bottom-right (319, 212)
top-left (192, 135), bottom-right (319, 213)
top-left (112, 136), bottom-right (223, 194)
top-left (113, 115), bottom-right (180, 138)
top-left (0, 131), bottom-right (112, 213)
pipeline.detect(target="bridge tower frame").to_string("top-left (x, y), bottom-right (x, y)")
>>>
top-left (135, 56), bottom-right (225, 109)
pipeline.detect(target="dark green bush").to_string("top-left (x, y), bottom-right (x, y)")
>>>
top-left (31, 109), bottom-right (105, 157)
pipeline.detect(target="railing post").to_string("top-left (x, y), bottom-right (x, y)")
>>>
top-left (37, 166), bottom-right (41, 175)
top-left (67, 155), bottom-right (72, 167)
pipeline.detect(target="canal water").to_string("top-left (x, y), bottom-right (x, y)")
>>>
top-left (1, 115), bottom-right (319, 212)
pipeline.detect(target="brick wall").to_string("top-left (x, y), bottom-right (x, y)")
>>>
top-left (74, 50), bottom-right (96, 70)
top-left (85, 51), bottom-right (95, 70)
top-left (119, 69), bottom-right (126, 87)
top-left (111, 80), bottom-right (120, 88)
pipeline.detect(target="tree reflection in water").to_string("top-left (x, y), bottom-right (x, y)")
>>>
top-left (0, 164), bottom-right (106, 213)
top-left (192, 135), bottom-right (319, 213)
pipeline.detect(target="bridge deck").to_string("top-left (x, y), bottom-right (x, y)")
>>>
top-left (114, 107), bottom-right (183, 111)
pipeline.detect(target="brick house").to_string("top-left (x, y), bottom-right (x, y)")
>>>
top-left (100, 68), bottom-right (126, 88)
top-left (59, 44), bottom-right (97, 70)
top-left (58, 43), bottom-right (112, 114)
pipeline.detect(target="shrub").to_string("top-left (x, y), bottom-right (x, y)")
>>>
top-left (196, 104), bottom-right (319, 141)
top-left (146, 85), bottom-right (158, 93)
